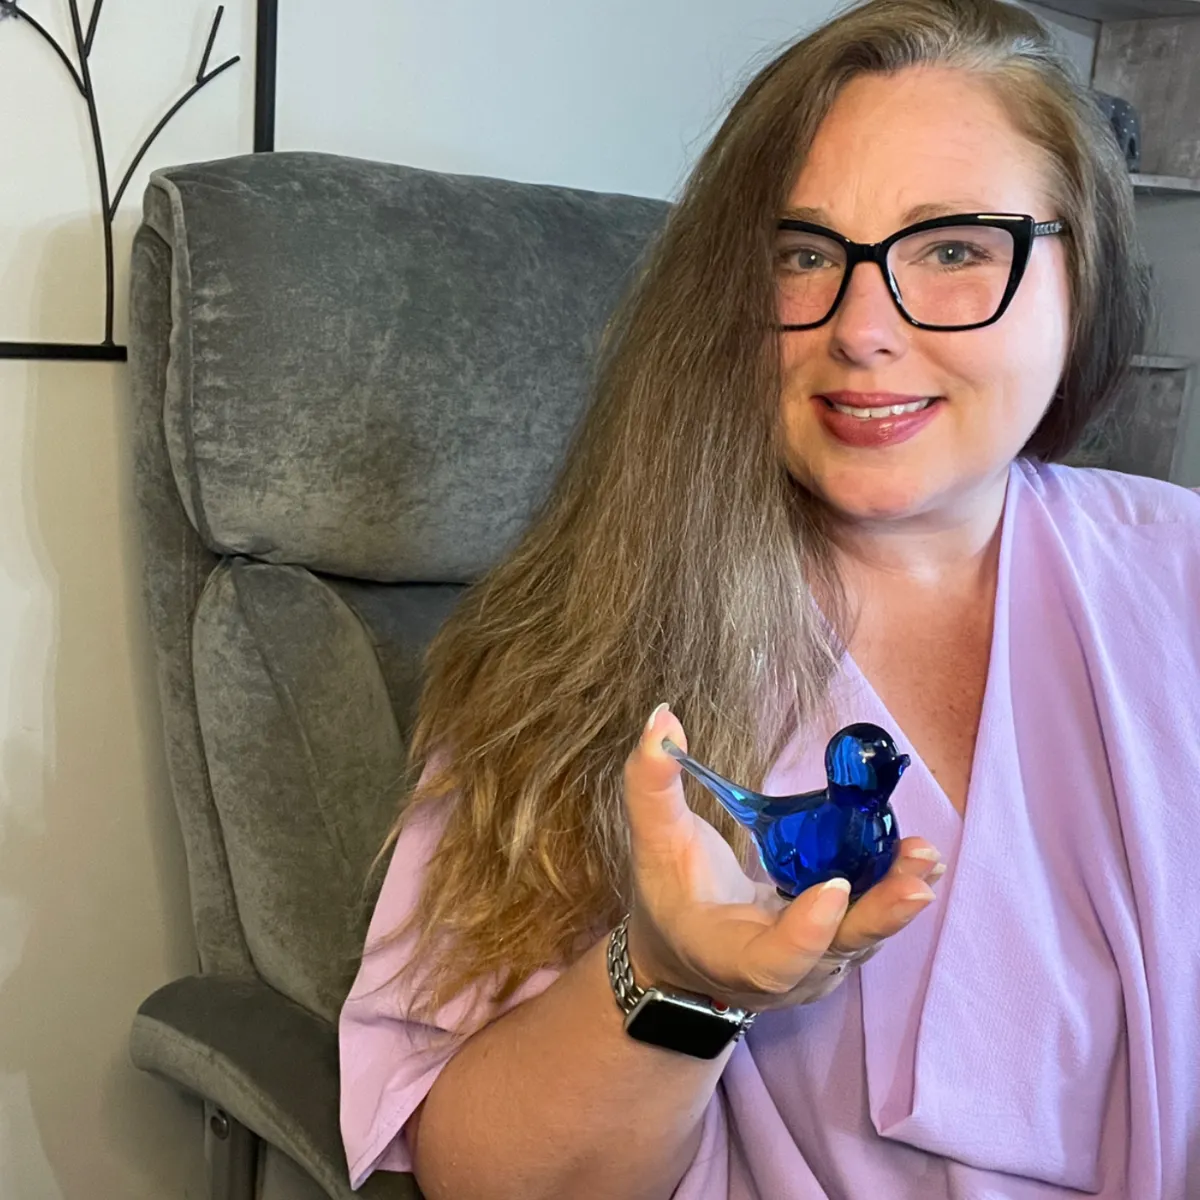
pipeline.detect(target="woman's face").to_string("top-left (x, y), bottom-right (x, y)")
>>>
top-left (777, 66), bottom-right (1072, 528)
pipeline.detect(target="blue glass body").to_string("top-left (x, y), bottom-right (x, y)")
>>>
top-left (755, 789), bottom-right (899, 899)
top-left (664, 723), bottom-right (909, 900)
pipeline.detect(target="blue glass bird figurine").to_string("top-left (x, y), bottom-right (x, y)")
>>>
top-left (662, 724), bottom-right (909, 900)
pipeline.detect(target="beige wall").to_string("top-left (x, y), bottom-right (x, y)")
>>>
top-left (0, 359), bottom-right (205, 1197)
top-left (0, 3), bottom-right (255, 1195)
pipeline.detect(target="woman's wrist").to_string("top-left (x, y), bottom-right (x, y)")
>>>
top-left (624, 908), bottom-right (691, 994)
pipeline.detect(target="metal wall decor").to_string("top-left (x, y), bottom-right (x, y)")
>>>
top-left (0, 0), bottom-right (278, 362)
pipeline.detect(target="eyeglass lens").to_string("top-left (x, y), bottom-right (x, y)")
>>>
top-left (776, 224), bottom-right (1017, 328)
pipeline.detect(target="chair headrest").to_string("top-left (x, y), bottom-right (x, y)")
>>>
top-left (144, 150), bottom-right (668, 582)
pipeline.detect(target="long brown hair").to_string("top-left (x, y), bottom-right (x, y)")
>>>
top-left (380, 0), bottom-right (1149, 1025)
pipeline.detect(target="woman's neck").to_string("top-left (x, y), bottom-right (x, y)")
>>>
top-left (830, 471), bottom-right (1009, 594)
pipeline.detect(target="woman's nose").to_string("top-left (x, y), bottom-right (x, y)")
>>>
top-left (827, 261), bottom-right (911, 365)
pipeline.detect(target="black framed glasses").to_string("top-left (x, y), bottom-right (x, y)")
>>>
top-left (775, 212), bottom-right (1068, 332)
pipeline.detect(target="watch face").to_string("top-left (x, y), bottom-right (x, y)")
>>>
top-left (625, 991), bottom-right (742, 1059)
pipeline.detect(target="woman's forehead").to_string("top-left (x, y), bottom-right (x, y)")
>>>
top-left (786, 70), bottom-right (1052, 233)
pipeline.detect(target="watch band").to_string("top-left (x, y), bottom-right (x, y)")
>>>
top-left (606, 913), bottom-right (757, 1038)
top-left (606, 913), bottom-right (648, 1016)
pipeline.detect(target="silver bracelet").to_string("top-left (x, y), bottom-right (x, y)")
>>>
top-left (606, 913), bottom-right (757, 1039)
top-left (606, 913), bottom-right (647, 1016)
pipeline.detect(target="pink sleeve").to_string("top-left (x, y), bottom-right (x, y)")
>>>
top-left (338, 795), bottom-right (562, 1189)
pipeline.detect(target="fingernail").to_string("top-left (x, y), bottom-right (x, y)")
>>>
top-left (812, 877), bottom-right (852, 922)
top-left (644, 702), bottom-right (670, 734)
top-left (904, 846), bottom-right (941, 862)
top-left (929, 862), bottom-right (947, 880)
top-left (890, 888), bottom-right (935, 923)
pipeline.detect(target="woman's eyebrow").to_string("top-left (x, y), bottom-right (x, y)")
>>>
top-left (899, 200), bottom-right (992, 223)
top-left (778, 200), bottom-right (992, 227)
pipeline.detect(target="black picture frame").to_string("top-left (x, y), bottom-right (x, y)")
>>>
top-left (0, 0), bottom-right (279, 362)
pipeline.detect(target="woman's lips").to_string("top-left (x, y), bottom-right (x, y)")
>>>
top-left (813, 392), bottom-right (943, 449)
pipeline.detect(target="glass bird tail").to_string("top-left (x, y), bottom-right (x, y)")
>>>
top-left (661, 737), bottom-right (765, 827)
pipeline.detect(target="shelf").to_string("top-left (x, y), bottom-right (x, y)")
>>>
top-left (1132, 354), bottom-right (1194, 369)
top-left (1036, 0), bottom-right (1200, 17)
top-left (1132, 173), bottom-right (1200, 195)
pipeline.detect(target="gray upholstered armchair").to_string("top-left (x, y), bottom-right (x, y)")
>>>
top-left (126, 150), bottom-right (667, 1200)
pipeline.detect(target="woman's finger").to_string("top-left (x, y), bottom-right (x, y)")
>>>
top-left (795, 838), bottom-right (946, 960)
top-left (892, 837), bottom-right (944, 881)
top-left (622, 704), bottom-right (691, 851)
top-left (830, 868), bottom-right (937, 955)
top-left (734, 877), bottom-right (852, 993)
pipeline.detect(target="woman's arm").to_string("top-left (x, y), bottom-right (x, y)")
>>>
top-left (409, 704), bottom-right (942, 1200)
top-left (410, 932), bottom-right (727, 1200)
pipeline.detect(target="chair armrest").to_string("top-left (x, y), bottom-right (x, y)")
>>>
top-left (131, 974), bottom-right (421, 1200)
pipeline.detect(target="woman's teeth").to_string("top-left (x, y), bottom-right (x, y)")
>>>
top-left (827, 398), bottom-right (934, 420)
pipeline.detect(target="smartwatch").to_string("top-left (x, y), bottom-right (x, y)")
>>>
top-left (606, 914), bottom-right (756, 1060)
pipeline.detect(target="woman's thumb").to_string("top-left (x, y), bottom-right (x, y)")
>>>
top-left (623, 703), bottom-right (692, 842)
top-left (771, 876), bottom-right (852, 962)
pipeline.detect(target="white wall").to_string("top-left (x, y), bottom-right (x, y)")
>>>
top-left (276, 0), bottom-right (836, 200)
top-left (0, 3), bottom-right (255, 1196)
top-left (274, 2), bottom-right (1100, 203)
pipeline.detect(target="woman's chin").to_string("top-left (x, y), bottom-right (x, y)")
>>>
top-left (808, 470), bottom-right (941, 526)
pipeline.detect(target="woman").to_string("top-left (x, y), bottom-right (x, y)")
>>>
top-left (340, 0), bottom-right (1200, 1197)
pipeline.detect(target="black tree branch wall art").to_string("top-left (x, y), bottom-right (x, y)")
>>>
top-left (0, 1), bottom-right (269, 362)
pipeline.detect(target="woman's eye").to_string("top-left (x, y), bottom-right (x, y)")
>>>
top-left (925, 241), bottom-right (988, 267)
top-left (779, 247), bottom-right (834, 272)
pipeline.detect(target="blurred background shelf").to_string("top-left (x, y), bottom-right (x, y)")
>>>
top-left (1037, 0), bottom-right (1200, 19)
top-left (1071, 357), bottom-right (1197, 481)
top-left (1132, 173), bottom-right (1200, 195)
top-left (1028, 0), bottom-right (1200, 484)
top-left (1132, 354), bottom-right (1195, 369)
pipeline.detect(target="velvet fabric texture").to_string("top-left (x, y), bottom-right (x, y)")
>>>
top-left (127, 149), bottom-right (668, 1198)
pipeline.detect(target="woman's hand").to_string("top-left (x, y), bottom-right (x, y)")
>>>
top-left (623, 704), bottom-right (943, 1012)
